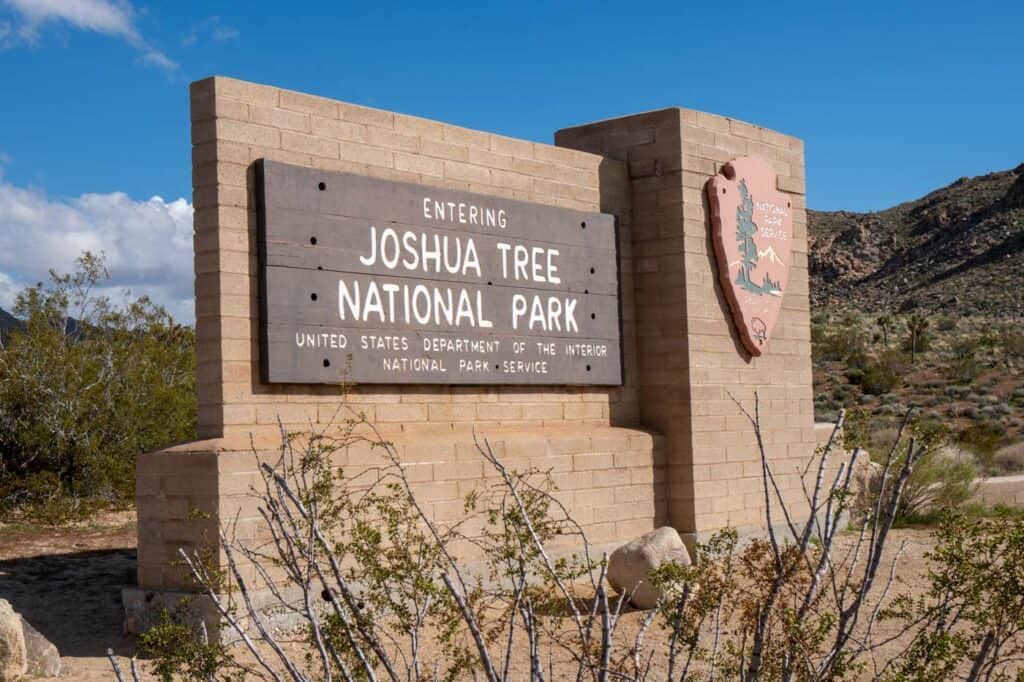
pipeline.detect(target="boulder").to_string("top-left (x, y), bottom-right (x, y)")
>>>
top-left (21, 618), bottom-right (60, 678)
top-left (607, 527), bottom-right (692, 609)
top-left (0, 599), bottom-right (27, 681)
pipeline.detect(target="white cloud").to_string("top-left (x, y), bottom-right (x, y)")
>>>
top-left (0, 180), bottom-right (195, 322)
top-left (181, 15), bottom-right (238, 47)
top-left (212, 24), bottom-right (238, 42)
top-left (2, 0), bottom-right (177, 71)
top-left (0, 271), bottom-right (20, 311)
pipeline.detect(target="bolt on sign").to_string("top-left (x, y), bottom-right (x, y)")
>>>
top-left (706, 156), bottom-right (793, 356)
top-left (256, 160), bottom-right (623, 385)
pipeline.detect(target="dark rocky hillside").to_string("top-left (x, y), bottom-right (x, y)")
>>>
top-left (0, 307), bottom-right (22, 336)
top-left (809, 163), bottom-right (1024, 316)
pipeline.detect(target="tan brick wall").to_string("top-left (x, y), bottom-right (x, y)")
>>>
top-left (138, 426), bottom-right (667, 591)
top-left (136, 447), bottom-right (219, 589)
top-left (135, 77), bottom-right (664, 594)
top-left (135, 79), bottom-right (819, 596)
top-left (190, 76), bottom-right (637, 448)
top-left (557, 108), bottom-right (815, 538)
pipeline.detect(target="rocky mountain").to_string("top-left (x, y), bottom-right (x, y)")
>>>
top-left (808, 163), bottom-right (1024, 316)
top-left (0, 307), bottom-right (22, 335)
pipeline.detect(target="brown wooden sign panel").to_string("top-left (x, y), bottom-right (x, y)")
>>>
top-left (256, 160), bottom-right (622, 385)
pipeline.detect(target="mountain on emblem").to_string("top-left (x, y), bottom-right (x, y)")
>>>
top-left (706, 156), bottom-right (793, 356)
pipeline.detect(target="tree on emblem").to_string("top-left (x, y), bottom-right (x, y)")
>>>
top-left (734, 179), bottom-right (784, 297)
top-left (735, 180), bottom-right (761, 294)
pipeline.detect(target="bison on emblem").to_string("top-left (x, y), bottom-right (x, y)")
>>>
top-left (706, 156), bottom-right (793, 356)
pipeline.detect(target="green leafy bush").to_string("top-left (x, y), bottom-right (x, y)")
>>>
top-left (885, 513), bottom-right (1024, 678)
top-left (138, 608), bottom-right (239, 682)
top-left (813, 325), bottom-right (869, 363)
top-left (0, 253), bottom-right (196, 521)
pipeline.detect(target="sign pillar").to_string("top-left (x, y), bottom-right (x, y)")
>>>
top-left (556, 109), bottom-right (814, 542)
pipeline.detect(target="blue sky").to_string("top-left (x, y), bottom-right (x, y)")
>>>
top-left (0, 0), bottom-right (1021, 320)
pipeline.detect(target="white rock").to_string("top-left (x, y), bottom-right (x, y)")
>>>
top-left (607, 527), bottom-right (692, 609)
top-left (22, 617), bottom-right (60, 678)
top-left (0, 599), bottom-right (27, 682)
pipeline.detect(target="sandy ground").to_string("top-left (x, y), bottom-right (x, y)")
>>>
top-left (0, 511), bottom-right (959, 680)
top-left (0, 511), bottom-right (137, 680)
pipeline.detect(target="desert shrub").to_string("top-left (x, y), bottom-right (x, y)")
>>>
top-left (884, 513), bottom-right (1024, 679)
top-left (999, 325), bottom-right (1024, 360)
top-left (813, 322), bottom-right (869, 363)
top-left (114, 399), bottom-right (1024, 681)
top-left (992, 442), bottom-right (1024, 475)
top-left (843, 367), bottom-right (865, 385)
top-left (861, 363), bottom-right (901, 395)
top-left (851, 416), bottom-right (974, 524)
top-left (957, 421), bottom-right (1010, 471)
top-left (944, 384), bottom-right (972, 399)
top-left (979, 404), bottom-right (1012, 419)
top-left (137, 608), bottom-right (238, 682)
top-left (945, 338), bottom-right (982, 382)
top-left (845, 350), bottom-right (871, 371)
top-left (897, 446), bottom-right (976, 523)
top-left (832, 384), bottom-right (857, 402)
top-left (0, 253), bottom-right (196, 522)
top-left (958, 406), bottom-right (980, 419)
top-left (857, 350), bottom-right (907, 396)
top-left (841, 406), bottom-right (878, 451)
top-left (816, 409), bottom-right (839, 423)
top-left (810, 320), bottom-right (828, 344)
top-left (875, 403), bottom-right (902, 416)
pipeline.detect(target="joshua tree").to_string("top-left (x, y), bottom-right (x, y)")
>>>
top-left (876, 314), bottom-right (893, 346)
top-left (907, 314), bottom-right (931, 363)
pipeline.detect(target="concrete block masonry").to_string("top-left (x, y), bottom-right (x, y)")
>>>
top-left (127, 76), bottom-right (813, 634)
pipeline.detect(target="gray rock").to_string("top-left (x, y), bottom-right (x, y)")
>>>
top-left (21, 617), bottom-right (60, 678)
top-left (0, 599), bottom-right (27, 682)
top-left (607, 527), bottom-right (692, 609)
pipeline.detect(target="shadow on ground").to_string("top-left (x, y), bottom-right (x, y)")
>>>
top-left (0, 548), bottom-right (137, 657)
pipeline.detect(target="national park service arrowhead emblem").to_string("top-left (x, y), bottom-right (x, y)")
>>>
top-left (706, 156), bottom-right (792, 356)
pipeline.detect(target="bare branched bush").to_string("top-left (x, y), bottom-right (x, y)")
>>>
top-left (112, 395), bottom-right (1024, 681)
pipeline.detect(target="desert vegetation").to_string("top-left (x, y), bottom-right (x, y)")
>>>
top-left (0, 253), bottom-right (196, 523)
top-left (108, 403), bottom-right (1024, 681)
top-left (812, 309), bottom-right (1024, 478)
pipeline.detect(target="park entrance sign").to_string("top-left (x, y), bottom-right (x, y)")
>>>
top-left (127, 77), bottom-right (815, 637)
top-left (256, 160), bottom-right (622, 384)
